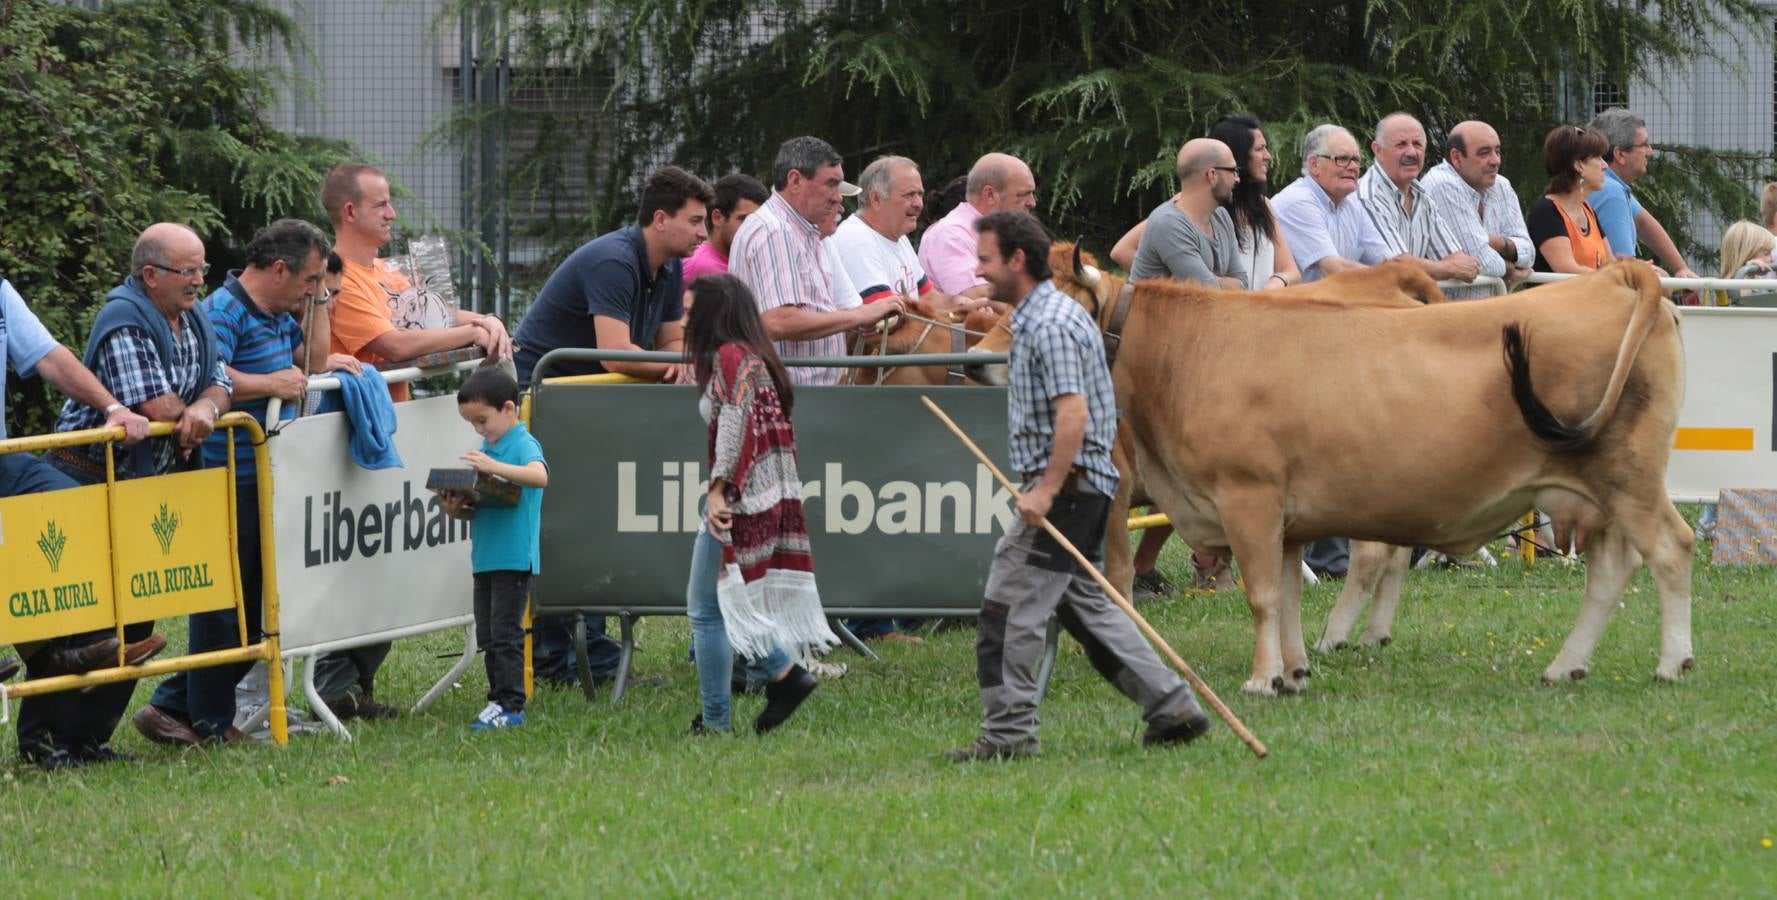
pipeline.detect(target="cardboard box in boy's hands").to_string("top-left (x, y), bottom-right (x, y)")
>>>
top-left (426, 467), bottom-right (522, 508)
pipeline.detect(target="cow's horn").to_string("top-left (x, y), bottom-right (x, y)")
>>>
top-left (1072, 241), bottom-right (1101, 287)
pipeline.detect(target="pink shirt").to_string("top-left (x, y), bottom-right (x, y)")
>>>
top-left (682, 241), bottom-right (728, 284)
top-left (916, 201), bottom-right (988, 294)
top-left (729, 191), bottom-right (845, 386)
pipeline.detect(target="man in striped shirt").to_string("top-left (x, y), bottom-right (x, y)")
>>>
top-left (730, 136), bottom-right (904, 386)
top-left (1272, 124), bottom-right (1392, 283)
top-left (134, 219), bottom-right (363, 747)
top-left (1356, 113), bottom-right (1480, 286)
top-left (1421, 120), bottom-right (1536, 300)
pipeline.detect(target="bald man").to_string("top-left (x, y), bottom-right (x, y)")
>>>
top-left (1130, 139), bottom-right (1248, 289)
top-left (22, 222), bottom-right (231, 768)
top-left (917, 152), bottom-right (1038, 299)
top-left (1356, 113), bottom-right (1479, 284)
top-left (1421, 120), bottom-right (1535, 299)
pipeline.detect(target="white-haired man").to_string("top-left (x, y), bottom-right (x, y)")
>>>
top-left (1272, 124), bottom-right (1392, 283)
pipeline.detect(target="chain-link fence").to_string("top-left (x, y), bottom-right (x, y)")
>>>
top-left (257, 1), bottom-right (1777, 294)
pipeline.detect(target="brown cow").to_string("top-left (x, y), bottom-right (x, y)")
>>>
top-left (968, 258), bottom-right (1448, 608)
top-left (1044, 246), bottom-right (1690, 696)
top-left (849, 300), bottom-right (991, 385)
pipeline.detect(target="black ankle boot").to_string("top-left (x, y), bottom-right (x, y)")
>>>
top-left (754, 664), bottom-right (817, 735)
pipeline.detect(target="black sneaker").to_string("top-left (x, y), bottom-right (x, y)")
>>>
top-left (30, 749), bottom-right (86, 772)
top-left (754, 665), bottom-right (817, 734)
top-left (1142, 711), bottom-right (1212, 747)
top-left (352, 695), bottom-right (402, 721)
top-left (75, 743), bottom-right (136, 764)
top-left (945, 736), bottom-right (1039, 763)
top-left (0, 655), bottom-right (20, 682)
top-left (1132, 569), bottom-right (1175, 603)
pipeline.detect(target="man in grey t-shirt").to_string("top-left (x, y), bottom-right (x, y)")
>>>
top-left (1131, 138), bottom-right (1247, 289)
top-left (1126, 138), bottom-right (1246, 600)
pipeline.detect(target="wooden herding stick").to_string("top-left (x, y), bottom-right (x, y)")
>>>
top-left (921, 395), bottom-right (1268, 760)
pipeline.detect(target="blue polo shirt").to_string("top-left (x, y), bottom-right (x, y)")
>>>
top-left (471, 421), bottom-right (547, 574)
top-left (1589, 169), bottom-right (1643, 259)
top-left (1, 278), bottom-right (61, 440)
top-left (201, 273), bottom-right (303, 483)
top-left (513, 225), bottom-right (684, 383)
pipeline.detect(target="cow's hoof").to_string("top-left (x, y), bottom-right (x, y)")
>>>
top-left (1278, 674), bottom-right (1308, 694)
top-left (1361, 634), bottom-right (1392, 648)
top-left (1292, 666), bottom-right (1311, 681)
top-left (1654, 657), bottom-right (1695, 682)
top-left (1242, 677), bottom-right (1278, 697)
top-left (1541, 665), bottom-right (1586, 684)
top-left (1313, 638), bottom-right (1347, 653)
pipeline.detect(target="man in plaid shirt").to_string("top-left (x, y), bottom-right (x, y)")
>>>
top-left (21, 222), bottom-right (230, 769)
top-left (947, 211), bottom-right (1210, 762)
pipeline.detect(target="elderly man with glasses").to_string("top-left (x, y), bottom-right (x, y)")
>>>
top-left (1272, 123), bottom-right (1393, 283)
top-left (18, 221), bottom-right (233, 770)
top-left (1587, 107), bottom-right (1697, 279)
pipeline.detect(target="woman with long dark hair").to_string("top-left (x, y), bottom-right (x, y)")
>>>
top-left (682, 274), bottom-right (837, 736)
top-left (1208, 114), bottom-right (1302, 288)
top-left (1110, 116), bottom-right (1301, 289)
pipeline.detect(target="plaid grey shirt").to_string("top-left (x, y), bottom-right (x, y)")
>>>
top-left (55, 312), bottom-right (231, 477)
top-left (1006, 279), bottom-right (1119, 496)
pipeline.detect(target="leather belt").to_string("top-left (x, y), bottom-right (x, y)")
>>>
top-left (1022, 465), bottom-right (1086, 494)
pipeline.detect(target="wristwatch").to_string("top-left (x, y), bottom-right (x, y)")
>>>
top-left (103, 402), bottom-right (124, 416)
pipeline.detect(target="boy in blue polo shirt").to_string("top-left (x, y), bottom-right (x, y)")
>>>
top-left (447, 368), bottom-right (548, 730)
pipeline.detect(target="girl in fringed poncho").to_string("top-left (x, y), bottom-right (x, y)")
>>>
top-left (683, 275), bottom-right (837, 736)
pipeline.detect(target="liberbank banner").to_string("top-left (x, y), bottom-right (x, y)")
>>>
top-left (531, 384), bottom-right (1015, 617)
top-left (268, 395), bottom-right (475, 653)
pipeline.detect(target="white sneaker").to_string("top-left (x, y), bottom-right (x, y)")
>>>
top-left (473, 701), bottom-right (504, 727)
top-left (805, 659), bottom-right (849, 680)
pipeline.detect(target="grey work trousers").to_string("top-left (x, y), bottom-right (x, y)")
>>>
top-left (975, 483), bottom-right (1201, 747)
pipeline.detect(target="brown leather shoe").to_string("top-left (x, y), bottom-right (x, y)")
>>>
top-left (132, 704), bottom-right (202, 747)
top-left (37, 638), bottom-right (122, 675)
top-left (123, 633), bottom-right (168, 666)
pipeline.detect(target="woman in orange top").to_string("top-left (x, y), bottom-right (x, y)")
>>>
top-left (1526, 125), bottom-right (1615, 273)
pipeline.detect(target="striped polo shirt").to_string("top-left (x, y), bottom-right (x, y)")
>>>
top-left (201, 273), bottom-right (303, 483)
top-left (729, 191), bottom-right (847, 385)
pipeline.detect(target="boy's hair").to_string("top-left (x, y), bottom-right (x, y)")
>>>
top-left (457, 367), bottom-right (521, 409)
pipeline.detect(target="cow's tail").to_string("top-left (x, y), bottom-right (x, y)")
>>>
top-left (1503, 262), bottom-right (1665, 452)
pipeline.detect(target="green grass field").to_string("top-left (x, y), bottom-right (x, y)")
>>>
top-left (5, 524), bottom-right (1775, 896)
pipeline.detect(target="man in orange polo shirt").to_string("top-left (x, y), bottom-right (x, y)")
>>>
top-left (314, 162), bottom-right (511, 718)
top-left (323, 163), bottom-right (511, 403)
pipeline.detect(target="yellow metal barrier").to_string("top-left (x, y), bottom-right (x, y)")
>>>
top-left (0, 414), bottom-right (287, 746)
top-left (518, 371), bottom-right (653, 700)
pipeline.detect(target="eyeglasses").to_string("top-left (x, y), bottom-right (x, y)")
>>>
top-left (1314, 154), bottom-right (1362, 168)
top-left (145, 262), bottom-right (211, 280)
top-left (1211, 165), bottom-right (1241, 177)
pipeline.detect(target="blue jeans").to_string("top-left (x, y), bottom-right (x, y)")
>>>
top-left (686, 526), bottom-right (789, 731)
top-left (149, 483), bottom-right (261, 738)
top-left (532, 614), bottom-right (622, 685)
top-left (0, 451), bottom-right (77, 497)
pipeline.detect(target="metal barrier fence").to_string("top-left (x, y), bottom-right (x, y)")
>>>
top-left (522, 348), bottom-right (1074, 702)
top-left (255, 359), bottom-right (489, 740)
top-left (0, 415), bottom-right (288, 745)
